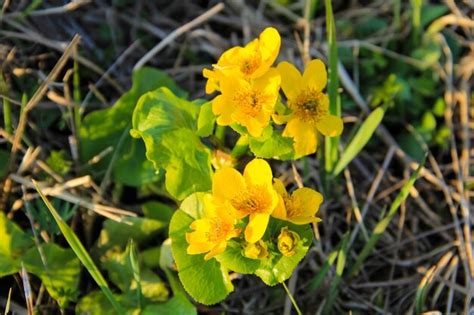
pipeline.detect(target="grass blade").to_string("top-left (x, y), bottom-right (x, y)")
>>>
top-left (348, 158), bottom-right (425, 277)
top-left (128, 239), bottom-right (143, 309)
top-left (324, 0), bottom-right (340, 174)
top-left (33, 180), bottom-right (124, 314)
top-left (322, 232), bottom-right (349, 313)
top-left (308, 245), bottom-right (339, 293)
top-left (333, 106), bottom-right (386, 175)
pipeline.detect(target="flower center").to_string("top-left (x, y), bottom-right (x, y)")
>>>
top-left (283, 196), bottom-right (302, 218)
top-left (231, 186), bottom-right (272, 215)
top-left (206, 218), bottom-right (232, 242)
top-left (291, 89), bottom-right (327, 124)
top-left (233, 89), bottom-right (267, 117)
top-left (240, 55), bottom-right (260, 76)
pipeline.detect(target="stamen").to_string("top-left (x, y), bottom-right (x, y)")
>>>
top-left (291, 89), bottom-right (327, 124)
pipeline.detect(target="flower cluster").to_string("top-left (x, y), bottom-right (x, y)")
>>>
top-left (186, 159), bottom-right (323, 261)
top-left (203, 27), bottom-right (343, 158)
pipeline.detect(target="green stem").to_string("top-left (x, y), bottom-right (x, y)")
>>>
top-left (231, 134), bottom-right (249, 158)
top-left (282, 281), bottom-right (302, 315)
top-left (3, 97), bottom-right (12, 134)
top-left (215, 125), bottom-right (226, 144)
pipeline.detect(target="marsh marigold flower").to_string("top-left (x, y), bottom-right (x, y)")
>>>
top-left (243, 240), bottom-right (269, 260)
top-left (203, 27), bottom-right (281, 94)
top-left (186, 194), bottom-right (241, 260)
top-left (277, 227), bottom-right (300, 257)
top-left (276, 59), bottom-right (343, 158)
top-left (272, 179), bottom-right (323, 225)
top-left (212, 69), bottom-right (280, 137)
top-left (212, 159), bottom-right (279, 243)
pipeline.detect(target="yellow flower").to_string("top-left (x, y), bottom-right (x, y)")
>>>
top-left (243, 240), bottom-right (269, 260)
top-left (276, 59), bottom-right (344, 158)
top-left (272, 179), bottom-right (323, 225)
top-left (277, 227), bottom-right (300, 257)
top-left (203, 27), bottom-right (281, 93)
top-left (212, 159), bottom-right (279, 243)
top-left (186, 194), bottom-right (241, 261)
top-left (212, 69), bottom-right (280, 137)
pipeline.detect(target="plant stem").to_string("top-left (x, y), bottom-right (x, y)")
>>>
top-left (231, 134), bottom-right (249, 158)
top-left (282, 281), bottom-right (302, 315)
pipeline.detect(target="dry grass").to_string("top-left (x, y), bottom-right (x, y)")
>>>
top-left (0, 0), bottom-right (473, 314)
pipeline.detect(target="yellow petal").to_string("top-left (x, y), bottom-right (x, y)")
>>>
top-left (273, 178), bottom-right (288, 197)
top-left (292, 187), bottom-right (324, 217)
top-left (204, 241), bottom-right (227, 260)
top-left (245, 213), bottom-right (270, 243)
top-left (244, 117), bottom-right (265, 137)
top-left (316, 114), bottom-right (344, 137)
top-left (187, 242), bottom-right (213, 255)
top-left (213, 167), bottom-right (246, 201)
top-left (202, 194), bottom-right (218, 218)
top-left (288, 216), bottom-right (322, 225)
top-left (254, 68), bottom-right (281, 96)
top-left (259, 27), bottom-right (281, 63)
top-left (186, 231), bottom-right (207, 243)
top-left (302, 59), bottom-right (327, 92)
top-left (189, 219), bottom-right (211, 232)
top-left (272, 113), bottom-right (292, 125)
top-left (283, 118), bottom-right (318, 158)
top-left (212, 95), bottom-right (233, 125)
top-left (202, 68), bottom-right (218, 94)
top-left (277, 61), bottom-right (302, 100)
top-left (243, 158), bottom-right (273, 187)
top-left (272, 194), bottom-right (287, 220)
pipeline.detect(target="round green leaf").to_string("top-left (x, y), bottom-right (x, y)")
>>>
top-left (169, 210), bottom-right (233, 305)
top-left (255, 220), bottom-right (313, 286)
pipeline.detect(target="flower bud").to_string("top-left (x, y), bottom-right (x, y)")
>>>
top-left (277, 227), bottom-right (300, 257)
top-left (243, 240), bottom-right (269, 260)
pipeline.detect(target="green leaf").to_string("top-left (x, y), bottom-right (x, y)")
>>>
top-left (142, 202), bottom-right (174, 222)
top-left (46, 150), bottom-right (72, 176)
top-left (197, 101), bottom-right (216, 137)
top-left (22, 244), bottom-right (80, 307)
top-left (97, 217), bottom-right (168, 255)
top-left (132, 88), bottom-right (212, 200)
top-left (142, 294), bottom-right (197, 315)
top-left (255, 220), bottom-right (312, 286)
top-left (75, 291), bottom-right (137, 315)
top-left (169, 210), bottom-right (233, 305)
top-left (249, 129), bottom-right (294, 160)
top-left (216, 241), bottom-right (260, 274)
top-left (333, 106), bottom-right (385, 175)
top-left (34, 183), bottom-right (123, 313)
top-left (79, 67), bottom-right (185, 187)
top-left (0, 211), bottom-right (34, 277)
top-left (159, 239), bottom-right (197, 314)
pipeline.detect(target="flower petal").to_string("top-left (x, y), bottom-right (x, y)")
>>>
top-left (316, 114), bottom-right (344, 137)
top-left (302, 59), bottom-right (327, 92)
top-left (204, 241), bottom-right (227, 260)
top-left (245, 213), bottom-right (270, 243)
top-left (272, 194), bottom-right (287, 220)
top-left (283, 118), bottom-right (318, 158)
top-left (212, 167), bottom-right (246, 201)
top-left (259, 27), bottom-right (281, 63)
top-left (288, 216), bottom-right (322, 225)
top-left (243, 158), bottom-right (273, 187)
top-left (190, 219), bottom-right (211, 232)
top-left (273, 178), bottom-right (288, 197)
top-left (292, 187), bottom-right (324, 217)
top-left (212, 95), bottom-right (234, 126)
top-left (277, 61), bottom-right (302, 100)
top-left (187, 242), bottom-right (214, 255)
